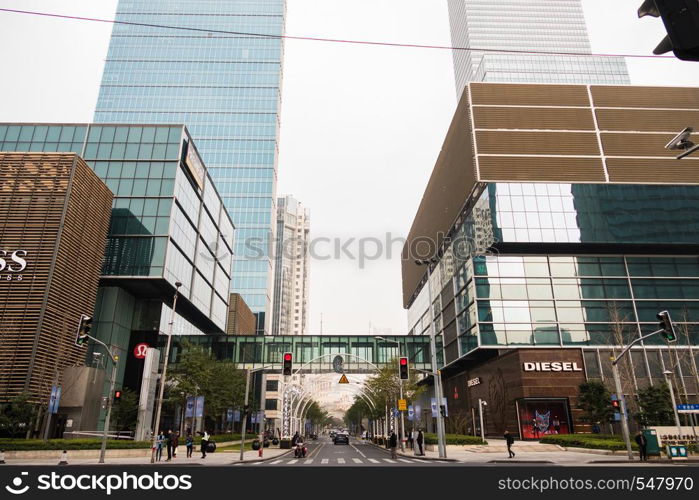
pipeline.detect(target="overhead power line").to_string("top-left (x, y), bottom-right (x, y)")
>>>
top-left (0, 7), bottom-right (675, 60)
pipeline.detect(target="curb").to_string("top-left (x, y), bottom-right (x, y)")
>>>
top-left (367, 442), bottom-right (459, 462)
top-left (231, 448), bottom-right (293, 465)
top-left (588, 458), bottom-right (699, 464)
top-left (488, 460), bottom-right (556, 464)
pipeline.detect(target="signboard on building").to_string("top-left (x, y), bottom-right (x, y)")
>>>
top-left (677, 404), bottom-right (699, 413)
top-left (467, 377), bottom-right (481, 387)
top-left (0, 249), bottom-right (28, 281)
top-left (135, 347), bottom-right (160, 441)
top-left (523, 362), bottom-right (582, 372)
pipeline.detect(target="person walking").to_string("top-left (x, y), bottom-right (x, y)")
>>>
top-left (200, 430), bottom-right (210, 459)
top-left (185, 433), bottom-right (193, 458)
top-left (165, 430), bottom-right (173, 461)
top-left (635, 431), bottom-right (648, 461)
top-left (504, 430), bottom-right (516, 458)
top-left (416, 429), bottom-right (424, 456)
top-left (407, 430), bottom-right (413, 450)
top-left (155, 430), bottom-right (164, 462)
top-left (172, 430), bottom-right (180, 458)
top-left (389, 430), bottom-right (398, 459)
top-left (552, 416), bottom-right (561, 434)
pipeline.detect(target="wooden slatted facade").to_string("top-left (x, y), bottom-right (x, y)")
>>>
top-left (403, 83), bottom-right (699, 307)
top-left (0, 153), bottom-right (112, 403)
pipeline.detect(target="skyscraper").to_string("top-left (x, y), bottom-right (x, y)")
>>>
top-left (272, 195), bottom-right (310, 336)
top-left (447, 0), bottom-right (629, 94)
top-left (94, 0), bottom-right (286, 334)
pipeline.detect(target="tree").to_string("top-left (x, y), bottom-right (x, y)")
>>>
top-left (635, 383), bottom-right (675, 426)
top-left (578, 381), bottom-right (615, 426)
top-left (111, 387), bottom-right (139, 432)
top-left (306, 401), bottom-right (331, 428)
top-left (0, 393), bottom-right (38, 438)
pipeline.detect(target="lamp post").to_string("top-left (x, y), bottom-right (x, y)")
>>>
top-left (663, 370), bottom-right (684, 437)
top-left (150, 281), bottom-right (182, 464)
top-left (376, 336), bottom-right (406, 452)
top-left (415, 258), bottom-right (447, 459)
top-left (478, 399), bottom-right (487, 442)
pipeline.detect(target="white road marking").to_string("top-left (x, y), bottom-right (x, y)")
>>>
top-left (287, 459), bottom-right (298, 464)
top-left (367, 458), bottom-right (379, 464)
top-left (398, 458), bottom-right (412, 463)
top-left (304, 459), bottom-right (314, 464)
top-left (337, 458), bottom-right (346, 464)
top-left (321, 458), bottom-right (329, 464)
top-left (383, 458), bottom-right (397, 463)
top-left (352, 458), bottom-right (363, 463)
top-left (251, 461), bottom-right (264, 465)
top-left (270, 460), bottom-right (283, 465)
top-left (350, 444), bottom-right (366, 458)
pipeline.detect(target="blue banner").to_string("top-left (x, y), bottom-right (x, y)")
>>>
top-left (194, 396), bottom-right (205, 418)
top-left (185, 396), bottom-right (195, 418)
top-left (48, 386), bottom-right (61, 414)
top-left (233, 410), bottom-right (241, 422)
top-left (408, 405), bottom-right (414, 421)
top-left (226, 408), bottom-right (234, 422)
top-left (430, 398), bottom-right (437, 418)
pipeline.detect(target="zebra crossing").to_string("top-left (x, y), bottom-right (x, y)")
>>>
top-left (238, 457), bottom-right (443, 466)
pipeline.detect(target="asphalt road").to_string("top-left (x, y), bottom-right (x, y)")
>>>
top-left (241, 435), bottom-right (450, 467)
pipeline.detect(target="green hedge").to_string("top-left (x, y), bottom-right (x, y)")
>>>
top-left (540, 434), bottom-right (638, 451)
top-left (424, 433), bottom-right (487, 445)
top-left (0, 439), bottom-right (151, 451)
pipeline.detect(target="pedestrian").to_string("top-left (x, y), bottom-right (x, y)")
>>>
top-left (407, 430), bottom-right (414, 450)
top-left (592, 421), bottom-right (601, 434)
top-left (416, 429), bottom-right (424, 456)
top-left (389, 430), bottom-right (398, 459)
top-left (504, 430), bottom-right (516, 458)
top-left (552, 416), bottom-right (561, 434)
top-left (155, 430), bottom-right (164, 462)
top-left (531, 419), bottom-right (539, 439)
top-left (200, 429), bottom-right (210, 459)
top-left (635, 431), bottom-right (648, 462)
top-left (166, 429), bottom-right (173, 461)
top-left (186, 433), bottom-right (193, 458)
top-left (291, 431), bottom-right (299, 448)
top-left (173, 430), bottom-right (180, 458)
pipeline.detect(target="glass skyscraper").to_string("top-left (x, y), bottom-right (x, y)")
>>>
top-left (94, 0), bottom-right (286, 334)
top-left (447, 0), bottom-right (630, 94)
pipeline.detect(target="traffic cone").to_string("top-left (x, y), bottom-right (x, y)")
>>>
top-left (0, 450), bottom-right (5, 464)
top-left (58, 450), bottom-right (68, 465)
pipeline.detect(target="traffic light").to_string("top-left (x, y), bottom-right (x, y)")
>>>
top-left (282, 352), bottom-right (293, 376)
top-left (75, 315), bottom-right (92, 347)
top-left (113, 390), bottom-right (122, 403)
top-left (657, 310), bottom-right (677, 342)
top-left (638, 0), bottom-right (699, 61)
top-left (398, 357), bottom-right (409, 380)
top-left (611, 395), bottom-right (620, 409)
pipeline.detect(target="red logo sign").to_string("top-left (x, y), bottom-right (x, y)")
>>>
top-left (133, 343), bottom-right (149, 359)
top-left (453, 386), bottom-right (459, 399)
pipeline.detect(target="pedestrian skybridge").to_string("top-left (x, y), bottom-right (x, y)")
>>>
top-left (171, 335), bottom-right (434, 372)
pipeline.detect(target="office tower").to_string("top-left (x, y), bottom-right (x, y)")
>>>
top-left (272, 196), bottom-right (310, 336)
top-left (447, 0), bottom-right (630, 94)
top-left (94, 0), bottom-right (286, 334)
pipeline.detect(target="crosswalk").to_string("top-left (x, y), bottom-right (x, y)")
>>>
top-left (239, 457), bottom-right (438, 466)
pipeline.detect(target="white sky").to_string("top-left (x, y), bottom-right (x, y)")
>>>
top-left (1, 1), bottom-right (698, 335)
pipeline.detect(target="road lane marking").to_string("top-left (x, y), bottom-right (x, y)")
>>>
top-left (270, 460), bottom-right (283, 465)
top-left (304, 459), bottom-right (314, 464)
top-left (367, 458), bottom-right (379, 464)
top-left (337, 458), bottom-right (346, 464)
top-left (352, 458), bottom-right (363, 463)
top-left (383, 459), bottom-right (397, 463)
top-left (350, 444), bottom-right (366, 458)
top-left (398, 459), bottom-right (412, 463)
top-left (287, 459), bottom-right (298, 464)
top-left (251, 461), bottom-right (264, 465)
top-left (321, 458), bottom-right (329, 464)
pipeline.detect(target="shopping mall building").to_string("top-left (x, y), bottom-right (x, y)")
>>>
top-left (0, 124), bottom-right (233, 436)
top-left (402, 83), bottom-right (699, 439)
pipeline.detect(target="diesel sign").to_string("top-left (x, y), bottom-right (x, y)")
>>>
top-left (523, 362), bottom-right (582, 372)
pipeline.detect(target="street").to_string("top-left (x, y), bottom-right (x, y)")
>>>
top-left (240, 435), bottom-right (450, 467)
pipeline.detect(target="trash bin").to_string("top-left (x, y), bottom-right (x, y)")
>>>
top-left (643, 429), bottom-right (660, 456)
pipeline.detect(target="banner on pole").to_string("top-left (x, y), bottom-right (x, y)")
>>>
top-left (194, 396), bottom-right (205, 418)
top-left (430, 398), bottom-right (438, 418)
top-left (185, 396), bottom-right (195, 418)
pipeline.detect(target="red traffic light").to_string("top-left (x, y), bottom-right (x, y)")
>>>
top-left (114, 390), bottom-right (122, 401)
top-left (284, 353), bottom-right (292, 361)
top-left (399, 357), bottom-right (408, 365)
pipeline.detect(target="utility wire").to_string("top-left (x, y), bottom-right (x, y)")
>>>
top-left (0, 7), bottom-right (675, 60)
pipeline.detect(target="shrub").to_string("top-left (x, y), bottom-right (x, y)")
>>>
top-left (0, 438), bottom-right (151, 451)
top-left (540, 434), bottom-right (638, 451)
top-left (423, 433), bottom-right (486, 445)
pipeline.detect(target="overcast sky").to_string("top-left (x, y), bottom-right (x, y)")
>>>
top-left (1, 1), bottom-right (698, 335)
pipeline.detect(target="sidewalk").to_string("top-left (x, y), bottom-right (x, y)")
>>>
top-left (0, 447), bottom-right (291, 466)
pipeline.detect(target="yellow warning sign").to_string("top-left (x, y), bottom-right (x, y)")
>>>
top-left (338, 373), bottom-right (349, 384)
top-left (398, 399), bottom-right (407, 411)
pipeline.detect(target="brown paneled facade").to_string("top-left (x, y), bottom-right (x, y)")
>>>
top-left (442, 349), bottom-right (587, 439)
top-left (0, 153), bottom-right (112, 403)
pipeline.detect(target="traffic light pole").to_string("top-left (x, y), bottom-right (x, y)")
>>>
top-left (99, 351), bottom-right (119, 464)
top-left (424, 264), bottom-right (447, 459)
top-left (239, 368), bottom-right (252, 461)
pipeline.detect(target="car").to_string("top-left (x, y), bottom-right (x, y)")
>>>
top-left (333, 433), bottom-right (349, 445)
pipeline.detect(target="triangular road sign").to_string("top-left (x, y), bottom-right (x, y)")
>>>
top-left (338, 373), bottom-right (349, 384)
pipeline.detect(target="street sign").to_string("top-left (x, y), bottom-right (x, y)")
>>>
top-left (133, 343), bottom-right (149, 359)
top-left (677, 404), bottom-right (699, 413)
top-left (398, 399), bottom-right (407, 411)
top-left (338, 373), bottom-right (349, 384)
top-left (667, 445), bottom-right (688, 460)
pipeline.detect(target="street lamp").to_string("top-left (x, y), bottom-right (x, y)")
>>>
top-left (663, 370), bottom-right (684, 437)
top-left (478, 399), bottom-right (487, 442)
top-left (150, 281), bottom-right (182, 464)
top-left (415, 257), bottom-right (447, 459)
top-left (376, 336), bottom-right (406, 452)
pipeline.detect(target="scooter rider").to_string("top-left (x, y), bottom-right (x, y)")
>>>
top-left (295, 434), bottom-right (306, 458)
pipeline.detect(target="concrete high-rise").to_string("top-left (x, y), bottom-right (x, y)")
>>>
top-left (447, 0), bottom-right (630, 94)
top-left (272, 196), bottom-right (310, 336)
top-left (94, 0), bottom-right (286, 334)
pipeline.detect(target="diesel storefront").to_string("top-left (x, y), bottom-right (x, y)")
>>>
top-left (442, 349), bottom-right (587, 439)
